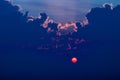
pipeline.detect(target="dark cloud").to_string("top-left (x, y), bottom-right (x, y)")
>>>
top-left (85, 3), bottom-right (120, 40)
top-left (84, 3), bottom-right (120, 74)
top-left (1, 1), bottom-right (120, 51)
top-left (0, 0), bottom-right (85, 51)
top-left (0, 0), bottom-right (48, 48)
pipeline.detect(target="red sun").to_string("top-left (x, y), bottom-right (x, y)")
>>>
top-left (71, 57), bottom-right (77, 63)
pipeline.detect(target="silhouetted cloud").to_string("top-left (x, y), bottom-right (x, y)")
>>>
top-left (85, 3), bottom-right (120, 40)
top-left (0, 0), bottom-right (120, 52)
top-left (0, 0), bottom-right (48, 47)
top-left (84, 3), bottom-right (120, 62)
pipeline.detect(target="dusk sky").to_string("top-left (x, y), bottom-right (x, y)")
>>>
top-left (1, 0), bottom-right (120, 80)
top-left (13, 0), bottom-right (120, 23)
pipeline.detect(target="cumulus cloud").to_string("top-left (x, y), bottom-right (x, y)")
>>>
top-left (103, 3), bottom-right (113, 9)
top-left (58, 22), bottom-right (77, 34)
top-left (85, 3), bottom-right (120, 42)
top-left (1, 0), bottom-right (120, 51)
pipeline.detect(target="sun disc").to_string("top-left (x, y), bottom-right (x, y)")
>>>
top-left (71, 57), bottom-right (77, 63)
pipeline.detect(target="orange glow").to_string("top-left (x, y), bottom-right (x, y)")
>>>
top-left (71, 57), bottom-right (77, 63)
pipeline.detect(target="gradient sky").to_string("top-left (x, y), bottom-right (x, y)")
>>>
top-left (13, 0), bottom-right (120, 23)
top-left (1, 1), bottom-right (120, 79)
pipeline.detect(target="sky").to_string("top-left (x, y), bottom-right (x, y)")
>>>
top-left (12, 0), bottom-right (120, 23)
top-left (1, 0), bottom-right (120, 79)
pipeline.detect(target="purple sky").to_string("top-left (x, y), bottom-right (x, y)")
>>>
top-left (13, 0), bottom-right (120, 23)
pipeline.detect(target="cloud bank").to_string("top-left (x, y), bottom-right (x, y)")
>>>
top-left (0, 0), bottom-right (120, 52)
